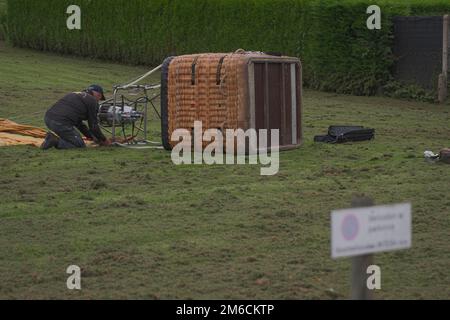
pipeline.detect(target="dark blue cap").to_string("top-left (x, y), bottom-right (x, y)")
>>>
top-left (87, 84), bottom-right (106, 100)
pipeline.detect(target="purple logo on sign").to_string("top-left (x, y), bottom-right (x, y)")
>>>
top-left (342, 214), bottom-right (359, 241)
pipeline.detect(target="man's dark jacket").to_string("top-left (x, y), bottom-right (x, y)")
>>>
top-left (45, 92), bottom-right (106, 142)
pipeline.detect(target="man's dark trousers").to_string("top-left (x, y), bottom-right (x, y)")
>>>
top-left (44, 115), bottom-right (86, 149)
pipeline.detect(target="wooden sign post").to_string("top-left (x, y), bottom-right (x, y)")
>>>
top-left (350, 196), bottom-right (374, 300)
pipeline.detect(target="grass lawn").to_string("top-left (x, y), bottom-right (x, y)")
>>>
top-left (0, 42), bottom-right (449, 299)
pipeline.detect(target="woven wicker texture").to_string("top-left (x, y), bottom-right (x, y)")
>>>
top-left (168, 52), bottom-right (266, 148)
top-left (166, 51), bottom-right (302, 150)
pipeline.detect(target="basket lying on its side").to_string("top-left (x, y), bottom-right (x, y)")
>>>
top-left (161, 50), bottom-right (303, 151)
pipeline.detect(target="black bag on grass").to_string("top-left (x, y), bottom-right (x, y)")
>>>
top-left (314, 126), bottom-right (375, 144)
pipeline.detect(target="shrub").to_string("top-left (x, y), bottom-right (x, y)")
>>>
top-left (6, 0), bottom-right (450, 95)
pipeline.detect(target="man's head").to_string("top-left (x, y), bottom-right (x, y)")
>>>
top-left (87, 84), bottom-right (106, 101)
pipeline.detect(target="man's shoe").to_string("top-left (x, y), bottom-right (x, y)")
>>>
top-left (41, 132), bottom-right (59, 150)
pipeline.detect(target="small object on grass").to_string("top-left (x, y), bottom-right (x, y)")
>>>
top-left (440, 148), bottom-right (450, 164)
top-left (314, 125), bottom-right (375, 144)
top-left (424, 149), bottom-right (450, 164)
top-left (424, 150), bottom-right (440, 164)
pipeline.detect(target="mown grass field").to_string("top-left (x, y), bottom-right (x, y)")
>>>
top-left (0, 42), bottom-right (449, 299)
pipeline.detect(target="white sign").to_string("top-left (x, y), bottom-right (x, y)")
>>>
top-left (331, 203), bottom-right (412, 259)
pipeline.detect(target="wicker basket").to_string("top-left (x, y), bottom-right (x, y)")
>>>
top-left (161, 51), bottom-right (302, 151)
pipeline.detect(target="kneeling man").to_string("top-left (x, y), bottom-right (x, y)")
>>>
top-left (41, 85), bottom-right (111, 150)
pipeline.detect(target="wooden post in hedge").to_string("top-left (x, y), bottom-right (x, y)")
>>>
top-left (350, 196), bottom-right (374, 300)
top-left (438, 14), bottom-right (449, 103)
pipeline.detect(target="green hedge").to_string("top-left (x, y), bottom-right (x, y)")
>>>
top-left (0, 0), bottom-right (7, 40)
top-left (6, 0), bottom-right (450, 95)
